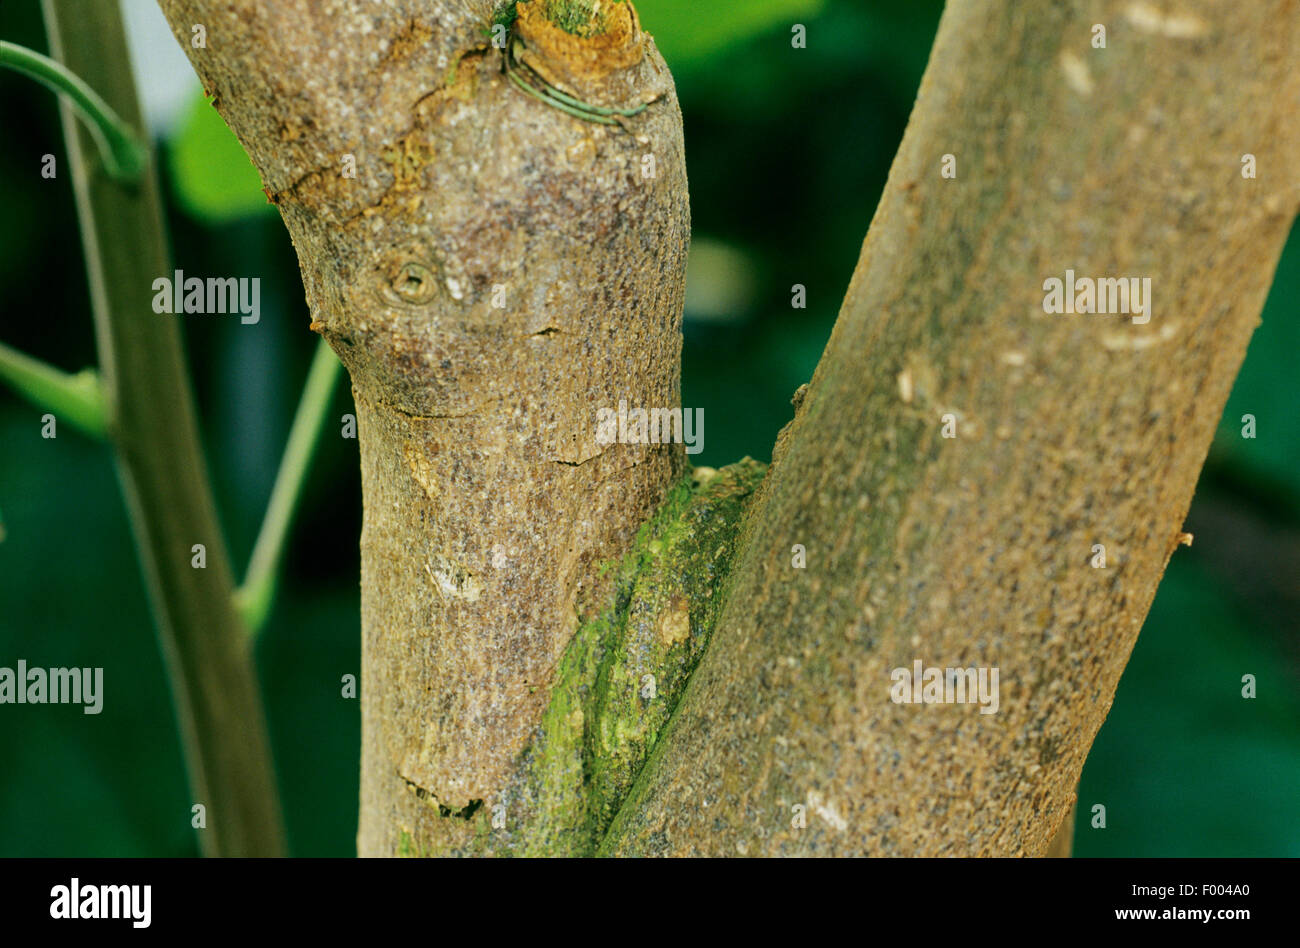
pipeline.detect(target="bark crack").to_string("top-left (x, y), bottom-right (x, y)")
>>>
top-left (400, 773), bottom-right (484, 820)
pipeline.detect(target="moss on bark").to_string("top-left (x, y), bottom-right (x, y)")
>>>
top-left (397, 458), bottom-right (766, 855)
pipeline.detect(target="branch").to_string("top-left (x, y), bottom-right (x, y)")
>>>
top-left (605, 0), bottom-right (1300, 855)
top-left (41, 0), bottom-right (284, 856)
top-left (235, 338), bottom-right (342, 635)
top-left (0, 340), bottom-right (107, 439)
top-left (157, 0), bottom-right (690, 854)
top-left (0, 40), bottom-right (146, 182)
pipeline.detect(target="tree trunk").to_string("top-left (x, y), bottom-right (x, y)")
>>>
top-left (158, 0), bottom-right (691, 854)
top-left (603, 0), bottom-right (1300, 855)
top-left (158, 0), bottom-right (1299, 856)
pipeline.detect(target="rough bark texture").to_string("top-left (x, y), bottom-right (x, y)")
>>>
top-left (156, 0), bottom-right (1300, 858)
top-left (157, 0), bottom-right (690, 854)
top-left (603, 0), bottom-right (1300, 855)
top-left (396, 458), bottom-right (766, 855)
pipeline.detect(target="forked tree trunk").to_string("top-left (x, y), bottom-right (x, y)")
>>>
top-left (158, 0), bottom-right (1299, 856)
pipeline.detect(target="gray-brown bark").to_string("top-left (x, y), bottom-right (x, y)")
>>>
top-left (157, 0), bottom-right (690, 854)
top-left (156, 0), bottom-right (1300, 857)
top-left (603, 0), bottom-right (1300, 855)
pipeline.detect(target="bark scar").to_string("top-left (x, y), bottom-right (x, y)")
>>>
top-left (400, 773), bottom-right (484, 819)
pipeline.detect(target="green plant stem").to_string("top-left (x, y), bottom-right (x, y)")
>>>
top-left (0, 40), bottom-right (145, 183)
top-left (0, 340), bottom-right (107, 438)
top-left (508, 42), bottom-right (646, 117)
top-left (41, 0), bottom-right (284, 857)
top-left (236, 338), bottom-right (342, 635)
top-left (505, 64), bottom-right (618, 125)
top-left (504, 41), bottom-right (645, 125)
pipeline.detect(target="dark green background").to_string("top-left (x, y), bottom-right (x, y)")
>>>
top-left (0, 0), bottom-right (1295, 856)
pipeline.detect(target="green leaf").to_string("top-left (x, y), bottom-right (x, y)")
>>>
top-left (636, 0), bottom-right (824, 70)
top-left (166, 93), bottom-right (274, 222)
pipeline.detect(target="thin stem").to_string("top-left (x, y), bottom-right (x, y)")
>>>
top-left (0, 340), bottom-right (108, 439)
top-left (0, 40), bottom-right (146, 183)
top-left (535, 81), bottom-right (648, 117)
top-left (505, 40), bottom-right (648, 121)
top-left (506, 64), bottom-right (620, 125)
top-left (236, 338), bottom-right (342, 635)
top-left (41, 0), bottom-right (284, 856)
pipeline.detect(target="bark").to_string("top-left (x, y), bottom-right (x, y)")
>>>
top-left (156, 0), bottom-right (1300, 857)
top-left (603, 0), bottom-right (1300, 855)
top-left (1045, 801), bottom-right (1077, 858)
top-left (156, 0), bottom-right (690, 854)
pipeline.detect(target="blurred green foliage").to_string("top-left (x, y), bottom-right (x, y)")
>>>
top-left (167, 92), bottom-right (274, 222)
top-left (1081, 555), bottom-right (1300, 856)
top-left (1213, 238), bottom-right (1300, 507)
top-left (0, 0), bottom-right (1295, 856)
top-left (637, 0), bottom-right (823, 68)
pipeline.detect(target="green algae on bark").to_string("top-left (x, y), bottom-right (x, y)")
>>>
top-left (399, 458), bottom-right (766, 855)
top-left (516, 458), bottom-right (766, 854)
